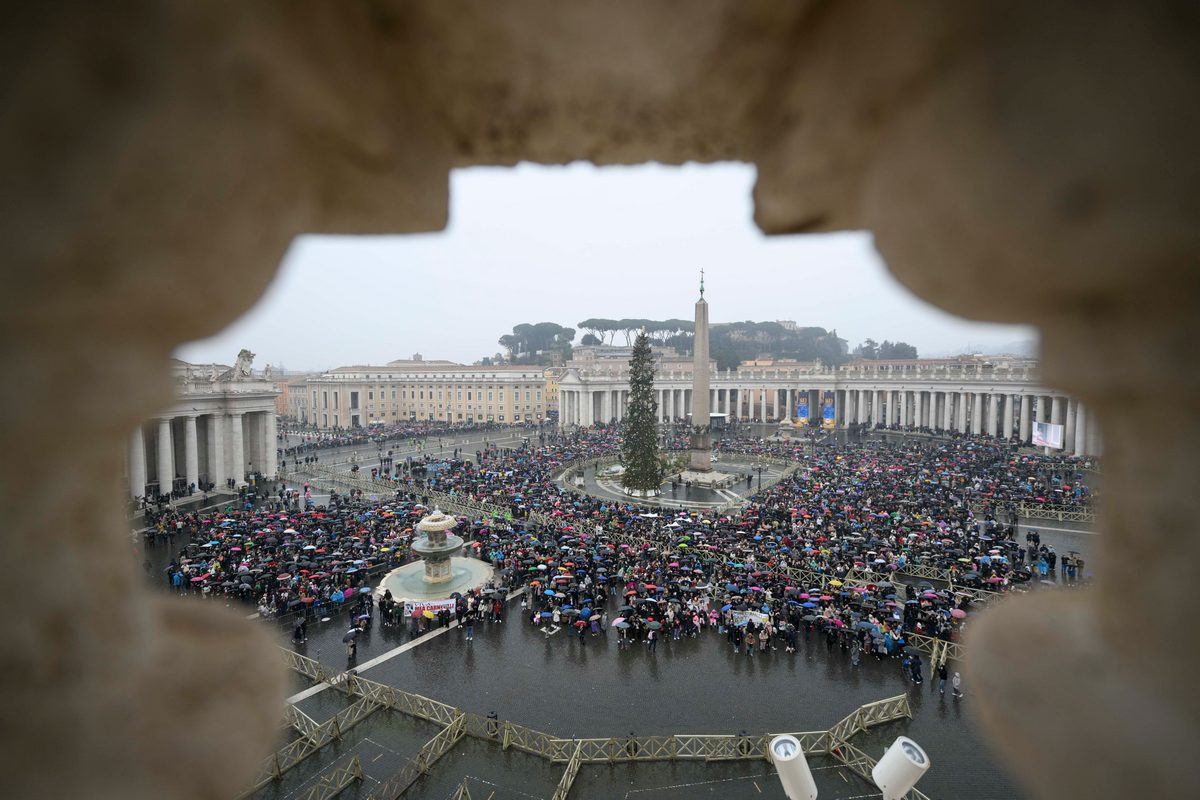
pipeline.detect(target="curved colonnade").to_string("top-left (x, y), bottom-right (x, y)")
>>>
top-left (559, 360), bottom-right (1099, 455)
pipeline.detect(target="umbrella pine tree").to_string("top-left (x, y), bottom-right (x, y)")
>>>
top-left (621, 331), bottom-right (663, 494)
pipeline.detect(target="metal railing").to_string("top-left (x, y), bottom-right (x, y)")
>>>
top-left (297, 755), bottom-right (363, 800)
top-left (258, 652), bottom-right (921, 800)
top-left (238, 693), bottom-right (382, 798)
top-left (906, 633), bottom-right (966, 665)
top-left (551, 740), bottom-right (585, 800)
top-left (275, 649), bottom-right (918, 775)
top-left (369, 713), bottom-right (466, 800)
top-left (970, 500), bottom-right (1096, 524)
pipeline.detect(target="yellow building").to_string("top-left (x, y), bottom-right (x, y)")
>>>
top-left (543, 367), bottom-right (560, 414)
top-left (303, 362), bottom-right (549, 429)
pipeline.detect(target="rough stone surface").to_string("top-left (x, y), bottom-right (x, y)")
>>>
top-left (1, 2), bottom-right (1197, 798)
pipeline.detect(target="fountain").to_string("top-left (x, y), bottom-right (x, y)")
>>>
top-left (378, 509), bottom-right (495, 602)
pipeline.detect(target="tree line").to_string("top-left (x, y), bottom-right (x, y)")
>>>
top-left (485, 318), bottom-right (917, 369)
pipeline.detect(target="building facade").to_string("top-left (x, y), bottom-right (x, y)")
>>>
top-left (128, 357), bottom-right (280, 498)
top-left (558, 356), bottom-right (1100, 455)
top-left (302, 363), bottom-right (551, 428)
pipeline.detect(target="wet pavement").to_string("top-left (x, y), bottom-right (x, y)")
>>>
top-left (271, 588), bottom-right (1027, 800)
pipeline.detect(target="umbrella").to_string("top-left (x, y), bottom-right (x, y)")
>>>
top-left (950, 608), bottom-right (967, 619)
top-left (615, 621), bottom-right (631, 630)
top-left (422, 609), bottom-right (435, 619)
top-left (645, 621), bottom-right (662, 630)
top-left (342, 629), bottom-right (360, 643)
top-left (411, 609), bottom-right (423, 619)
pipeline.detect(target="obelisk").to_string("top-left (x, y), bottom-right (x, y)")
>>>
top-left (689, 271), bottom-right (712, 472)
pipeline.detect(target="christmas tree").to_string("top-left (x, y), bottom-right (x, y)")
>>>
top-left (621, 330), bottom-right (663, 494)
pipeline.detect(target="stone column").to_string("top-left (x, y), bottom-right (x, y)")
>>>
top-left (129, 427), bottom-right (147, 499)
top-left (1036, 395), bottom-right (1047, 424)
top-left (758, 388), bottom-right (766, 421)
top-left (858, 389), bottom-right (868, 424)
top-left (986, 393), bottom-right (998, 437)
top-left (1020, 395), bottom-right (1032, 442)
top-left (972, 392), bottom-right (984, 435)
top-left (1086, 410), bottom-right (1102, 456)
top-left (265, 412), bottom-right (278, 478)
top-left (1001, 395), bottom-right (1013, 439)
top-left (898, 390), bottom-right (909, 427)
top-left (207, 413), bottom-right (225, 488)
top-left (184, 415), bottom-right (199, 493)
top-left (956, 392), bottom-right (967, 432)
top-left (943, 392), bottom-right (953, 431)
top-left (914, 391), bottom-right (923, 429)
top-left (1064, 398), bottom-right (1077, 452)
top-left (229, 412), bottom-right (245, 486)
top-left (156, 418), bottom-right (174, 494)
top-left (1051, 395), bottom-right (1063, 427)
top-left (1074, 403), bottom-right (1088, 456)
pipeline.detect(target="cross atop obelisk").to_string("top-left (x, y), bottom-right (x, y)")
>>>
top-left (689, 270), bottom-right (712, 472)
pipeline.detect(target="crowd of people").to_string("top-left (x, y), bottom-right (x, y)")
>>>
top-left (144, 423), bottom-right (1094, 688)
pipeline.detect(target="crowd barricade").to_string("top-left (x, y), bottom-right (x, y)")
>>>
top-left (296, 755), bottom-right (362, 800)
top-left (247, 647), bottom-right (927, 798)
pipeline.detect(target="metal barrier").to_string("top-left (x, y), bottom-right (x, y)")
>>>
top-left (253, 651), bottom-right (923, 800)
top-left (551, 740), bottom-right (585, 800)
top-left (238, 693), bottom-right (382, 797)
top-left (283, 703), bottom-right (321, 740)
top-left (971, 500), bottom-right (1096, 524)
top-left (906, 633), bottom-right (966, 665)
top-left (369, 713), bottom-right (466, 800)
top-left (297, 755), bottom-right (363, 800)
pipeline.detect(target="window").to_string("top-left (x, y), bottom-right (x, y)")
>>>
top-left (525, 391), bottom-right (531, 401)
top-left (368, 391), bottom-right (373, 400)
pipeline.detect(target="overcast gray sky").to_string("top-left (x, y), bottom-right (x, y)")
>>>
top-left (177, 162), bottom-right (1035, 371)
